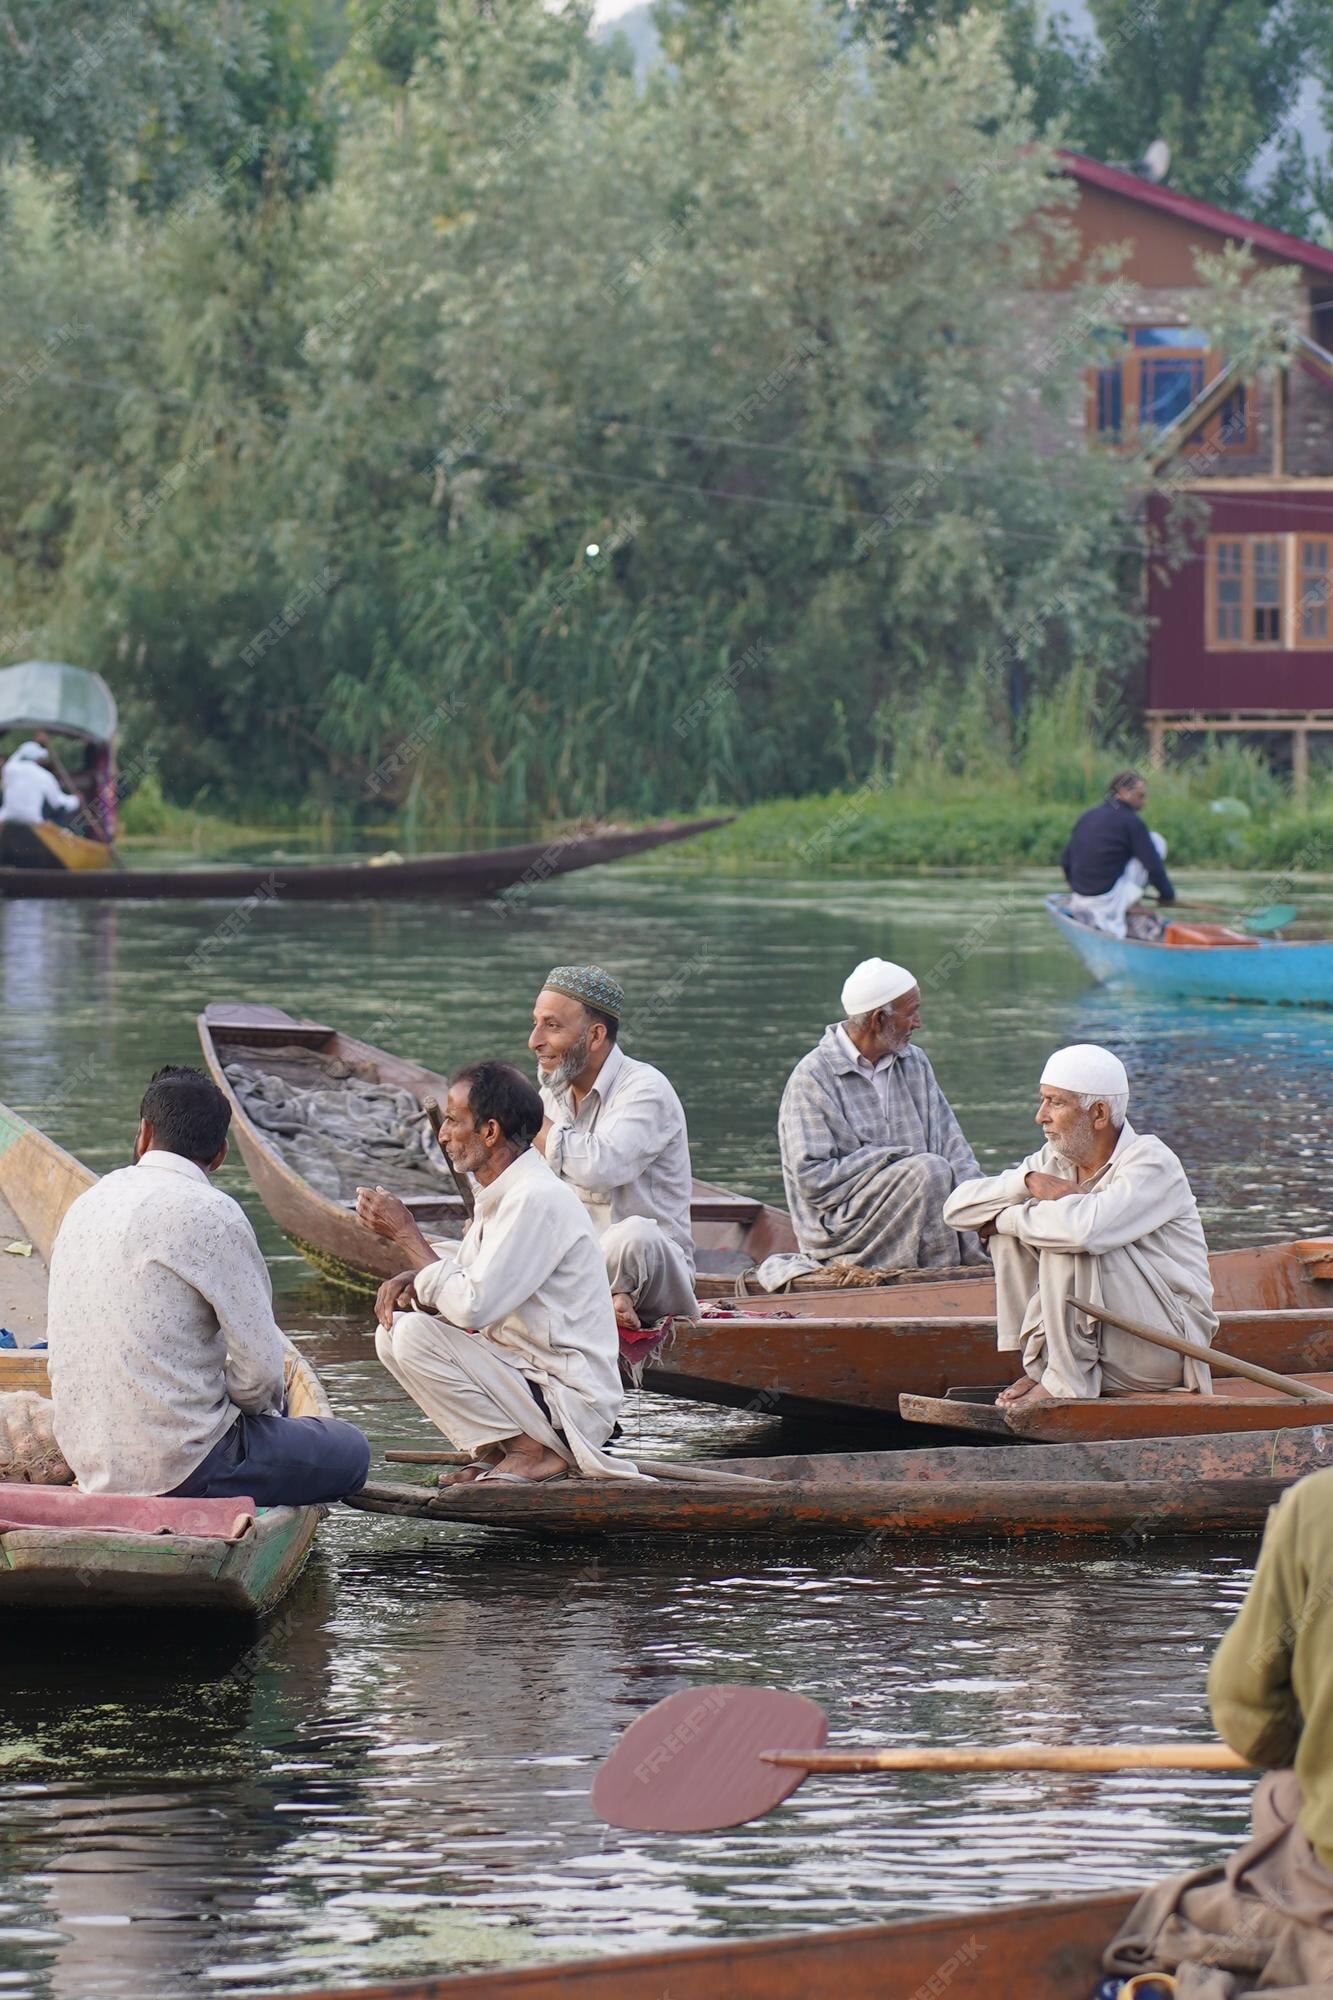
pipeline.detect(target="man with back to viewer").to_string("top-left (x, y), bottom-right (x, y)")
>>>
top-left (1062, 768), bottom-right (1175, 939)
top-left (1104, 1463), bottom-right (1333, 1989)
top-left (46, 1066), bottom-right (370, 1503)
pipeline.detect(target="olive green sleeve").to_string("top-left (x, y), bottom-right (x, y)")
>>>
top-left (1208, 1490), bottom-right (1303, 1769)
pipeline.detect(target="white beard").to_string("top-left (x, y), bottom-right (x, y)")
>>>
top-left (540, 1033), bottom-right (590, 1095)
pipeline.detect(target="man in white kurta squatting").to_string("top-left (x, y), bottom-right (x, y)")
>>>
top-left (358, 1060), bottom-right (639, 1485)
top-left (771, 956), bottom-right (985, 1285)
top-left (528, 964), bottom-right (698, 1332)
top-left (943, 1043), bottom-right (1217, 1411)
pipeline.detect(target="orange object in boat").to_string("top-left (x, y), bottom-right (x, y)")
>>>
top-left (1162, 921), bottom-right (1259, 949)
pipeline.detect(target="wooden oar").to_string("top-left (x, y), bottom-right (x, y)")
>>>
top-left (1169, 899), bottom-right (1297, 935)
top-left (383, 1447), bottom-right (783, 1490)
top-left (421, 1096), bottom-right (475, 1220)
top-left (591, 1685), bottom-right (1251, 1833)
top-left (1069, 1298), bottom-right (1333, 1404)
top-left (44, 741), bottom-right (126, 870)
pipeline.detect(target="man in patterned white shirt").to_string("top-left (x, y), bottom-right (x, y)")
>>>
top-left (529, 964), bottom-right (698, 1331)
top-left (46, 1067), bottom-right (369, 1502)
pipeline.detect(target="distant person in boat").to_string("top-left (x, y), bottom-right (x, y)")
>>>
top-left (360, 1059), bottom-right (639, 1485)
top-left (1105, 1465), bottom-right (1333, 1992)
top-left (1061, 769), bottom-right (1175, 939)
top-left (0, 739), bottom-right (79, 827)
top-left (772, 957), bottom-right (985, 1287)
top-left (943, 1044), bottom-right (1216, 1410)
top-left (45, 1067), bottom-right (371, 1504)
top-left (528, 964), bottom-right (698, 1331)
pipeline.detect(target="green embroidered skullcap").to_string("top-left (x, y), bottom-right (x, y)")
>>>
top-left (543, 964), bottom-right (624, 1020)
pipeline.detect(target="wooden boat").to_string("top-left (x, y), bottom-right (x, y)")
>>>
top-left (644, 1241), bottom-right (1333, 1420)
top-left (0, 815), bottom-right (731, 900)
top-left (1047, 891), bottom-right (1333, 1006)
top-left (258, 1891), bottom-right (1140, 2000)
top-left (902, 1376), bottom-right (1333, 1445)
top-left (345, 1425), bottom-right (1329, 1540)
top-left (197, 1002), bottom-right (796, 1291)
top-left (0, 659), bottom-right (119, 871)
top-left (0, 1097), bottom-right (328, 1613)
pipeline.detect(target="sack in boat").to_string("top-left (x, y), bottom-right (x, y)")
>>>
top-left (0, 1391), bottom-right (73, 1485)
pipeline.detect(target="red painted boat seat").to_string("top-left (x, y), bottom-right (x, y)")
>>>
top-left (1162, 922), bottom-right (1259, 950)
top-left (0, 1485), bottom-right (257, 1540)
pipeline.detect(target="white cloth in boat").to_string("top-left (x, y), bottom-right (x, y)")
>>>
top-left (943, 1122), bottom-right (1216, 1399)
top-left (375, 1146), bottom-right (643, 1479)
top-left (0, 753), bottom-right (78, 824)
top-left (46, 1150), bottom-right (288, 1495)
top-left (765, 1025), bottom-right (983, 1287)
top-left (540, 1041), bottom-right (697, 1318)
top-left (1067, 830), bottom-right (1169, 940)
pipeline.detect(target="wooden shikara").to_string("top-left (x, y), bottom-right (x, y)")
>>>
top-left (0, 1098), bottom-right (327, 1614)
top-left (256, 1892), bottom-right (1140, 2000)
top-left (344, 1425), bottom-right (1331, 1540)
top-left (902, 1376), bottom-right (1333, 1445)
top-left (0, 816), bottom-right (732, 900)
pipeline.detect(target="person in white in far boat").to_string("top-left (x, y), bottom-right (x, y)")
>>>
top-left (0, 740), bottom-right (78, 825)
top-left (359, 1059), bottom-right (642, 1486)
top-left (942, 1044), bottom-right (1216, 1410)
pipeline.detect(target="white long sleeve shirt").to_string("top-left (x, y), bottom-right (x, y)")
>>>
top-left (0, 757), bottom-right (78, 823)
top-left (413, 1147), bottom-right (624, 1465)
top-left (943, 1121), bottom-right (1217, 1390)
top-left (539, 1042), bottom-right (695, 1268)
top-left (46, 1150), bottom-right (288, 1494)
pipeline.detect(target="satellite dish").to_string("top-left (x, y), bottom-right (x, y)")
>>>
top-left (1140, 138), bottom-right (1171, 184)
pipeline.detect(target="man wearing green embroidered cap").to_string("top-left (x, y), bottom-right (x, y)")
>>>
top-left (530, 965), bottom-right (698, 1331)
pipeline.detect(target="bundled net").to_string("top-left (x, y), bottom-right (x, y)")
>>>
top-left (0, 1391), bottom-right (72, 1485)
top-left (223, 1045), bottom-right (455, 1204)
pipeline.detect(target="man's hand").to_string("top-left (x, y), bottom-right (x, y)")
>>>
top-left (1024, 1172), bottom-right (1080, 1202)
top-left (357, 1185), bottom-right (416, 1240)
top-left (976, 1217), bottom-right (998, 1244)
top-left (374, 1270), bottom-right (433, 1330)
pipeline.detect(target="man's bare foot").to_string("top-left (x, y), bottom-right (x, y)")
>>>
top-left (439, 1447), bottom-right (502, 1487)
top-left (480, 1441), bottom-right (569, 1484)
top-left (996, 1375), bottom-right (1040, 1408)
top-left (612, 1290), bottom-right (641, 1331)
top-left (1012, 1382), bottom-right (1060, 1410)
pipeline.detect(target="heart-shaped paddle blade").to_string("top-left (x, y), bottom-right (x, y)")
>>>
top-left (1244, 904), bottom-right (1298, 935)
top-left (592, 1684), bottom-right (829, 1833)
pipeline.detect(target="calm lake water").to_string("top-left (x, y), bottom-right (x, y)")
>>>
top-left (2, 862), bottom-right (1331, 1999)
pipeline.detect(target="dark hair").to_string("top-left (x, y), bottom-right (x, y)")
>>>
top-left (583, 1003), bottom-right (619, 1045)
top-left (449, 1060), bottom-right (544, 1146)
top-left (1107, 769), bottom-right (1143, 799)
top-left (140, 1066), bottom-right (231, 1164)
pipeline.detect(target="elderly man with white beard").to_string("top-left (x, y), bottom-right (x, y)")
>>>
top-left (529, 964), bottom-right (698, 1331)
top-left (943, 1044), bottom-right (1216, 1411)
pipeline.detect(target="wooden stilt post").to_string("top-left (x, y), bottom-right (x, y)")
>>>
top-left (1293, 724), bottom-right (1310, 802)
top-left (1147, 717), bottom-right (1166, 771)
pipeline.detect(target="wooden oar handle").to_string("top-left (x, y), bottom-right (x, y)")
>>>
top-left (1069, 1296), bottom-right (1333, 1404)
top-left (760, 1744), bottom-right (1252, 1774)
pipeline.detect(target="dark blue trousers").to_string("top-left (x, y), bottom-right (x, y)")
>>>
top-left (169, 1411), bottom-right (370, 1507)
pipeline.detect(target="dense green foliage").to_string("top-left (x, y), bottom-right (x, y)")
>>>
top-left (1, 1), bottom-right (1329, 828)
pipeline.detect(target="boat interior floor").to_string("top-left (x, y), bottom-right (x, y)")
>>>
top-left (0, 1190), bottom-right (45, 1347)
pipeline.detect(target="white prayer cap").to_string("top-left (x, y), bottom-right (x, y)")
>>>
top-left (841, 956), bottom-right (918, 1016)
top-left (1040, 1043), bottom-right (1129, 1101)
top-left (10, 740), bottom-right (47, 763)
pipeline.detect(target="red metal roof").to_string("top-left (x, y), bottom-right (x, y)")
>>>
top-left (1056, 150), bottom-right (1333, 281)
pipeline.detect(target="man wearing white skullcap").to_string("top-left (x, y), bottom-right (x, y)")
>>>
top-left (0, 738), bottom-right (79, 829)
top-left (944, 1044), bottom-right (1216, 1407)
top-left (769, 957), bottom-right (984, 1285)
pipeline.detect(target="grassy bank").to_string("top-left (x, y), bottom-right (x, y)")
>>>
top-left (655, 784), bottom-right (1333, 877)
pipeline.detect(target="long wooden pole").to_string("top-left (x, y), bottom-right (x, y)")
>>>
top-left (384, 1447), bottom-right (783, 1490)
top-left (761, 1744), bottom-right (1251, 1775)
top-left (1070, 1296), bottom-right (1333, 1404)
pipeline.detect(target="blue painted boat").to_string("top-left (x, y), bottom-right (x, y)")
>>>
top-left (1045, 894), bottom-right (1333, 1007)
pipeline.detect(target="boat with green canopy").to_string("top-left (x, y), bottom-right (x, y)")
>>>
top-left (0, 660), bottom-right (119, 872)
